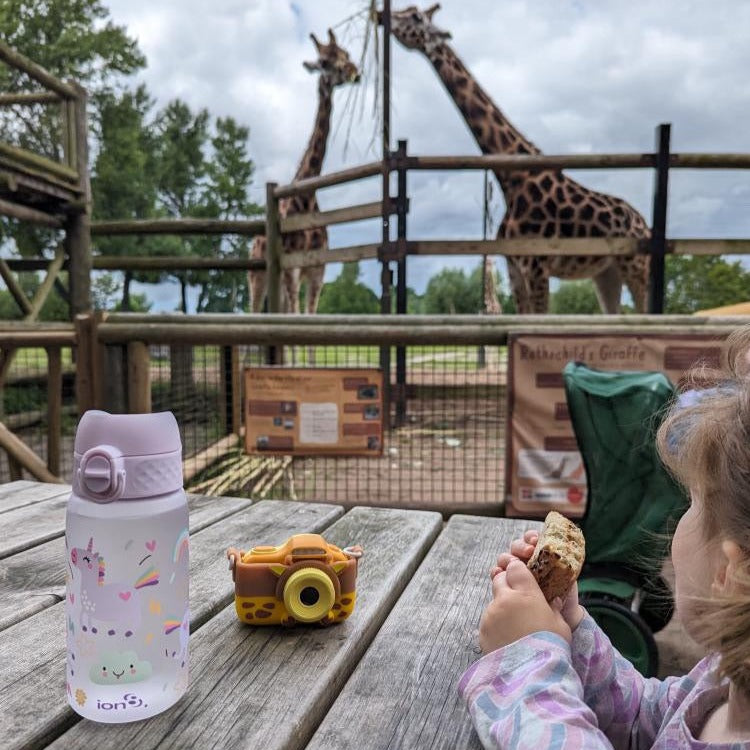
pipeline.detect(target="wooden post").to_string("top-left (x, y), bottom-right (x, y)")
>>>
top-left (265, 181), bottom-right (282, 364)
top-left (102, 344), bottom-right (127, 414)
top-left (648, 123), bottom-right (671, 314)
top-left (127, 341), bottom-right (152, 414)
top-left (65, 83), bottom-right (92, 319)
top-left (46, 346), bottom-right (62, 476)
top-left (74, 311), bottom-right (105, 414)
top-left (220, 345), bottom-right (241, 436)
top-left (0, 421), bottom-right (63, 483)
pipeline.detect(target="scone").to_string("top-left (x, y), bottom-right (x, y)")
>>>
top-left (527, 510), bottom-right (585, 602)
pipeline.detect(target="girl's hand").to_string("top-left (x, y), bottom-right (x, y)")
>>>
top-left (490, 529), bottom-right (585, 632)
top-left (479, 559), bottom-right (572, 654)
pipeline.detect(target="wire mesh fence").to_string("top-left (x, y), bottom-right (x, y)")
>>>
top-left (0, 341), bottom-right (507, 514)
top-left (183, 342), bottom-right (507, 513)
top-left (0, 346), bottom-right (78, 480)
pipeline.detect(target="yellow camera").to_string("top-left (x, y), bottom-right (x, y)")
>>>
top-left (227, 533), bottom-right (362, 626)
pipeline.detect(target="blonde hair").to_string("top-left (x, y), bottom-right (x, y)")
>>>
top-left (656, 326), bottom-right (750, 695)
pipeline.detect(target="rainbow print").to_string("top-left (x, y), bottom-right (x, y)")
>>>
top-left (173, 528), bottom-right (189, 565)
top-left (134, 565), bottom-right (159, 589)
top-left (163, 617), bottom-right (182, 635)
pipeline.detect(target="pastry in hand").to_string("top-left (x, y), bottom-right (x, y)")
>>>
top-left (527, 511), bottom-right (585, 602)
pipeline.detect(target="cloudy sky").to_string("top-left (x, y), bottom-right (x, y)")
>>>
top-left (102, 0), bottom-right (750, 310)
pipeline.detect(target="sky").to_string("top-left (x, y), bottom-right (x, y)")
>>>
top-left (100, 0), bottom-right (750, 311)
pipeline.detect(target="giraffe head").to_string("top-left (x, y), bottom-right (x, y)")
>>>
top-left (377, 4), bottom-right (451, 54)
top-left (303, 28), bottom-right (361, 87)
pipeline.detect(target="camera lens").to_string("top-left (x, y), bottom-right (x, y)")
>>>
top-left (283, 568), bottom-right (336, 623)
top-left (300, 587), bottom-right (320, 606)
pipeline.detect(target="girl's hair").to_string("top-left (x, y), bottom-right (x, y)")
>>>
top-left (655, 326), bottom-right (750, 695)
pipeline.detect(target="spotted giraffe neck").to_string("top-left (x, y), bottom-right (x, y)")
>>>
top-left (288, 77), bottom-right (333, 213)
top-left (424, 41), bottom-right (541, 193)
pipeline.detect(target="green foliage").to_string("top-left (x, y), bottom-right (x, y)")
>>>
top-left (423, 268), bottom-right (480, 314)
top-left (318, 263), bottom-right (379, 314)
top-left (0, 0), bottom-right (146, 259)
top-left (0, 272), bottom-right (69, 320)
top-left (550, 280), bottom-right (601, 314)
top-left (664, 256), bottom-right (750, 313)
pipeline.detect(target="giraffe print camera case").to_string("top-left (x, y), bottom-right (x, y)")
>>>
top-left (227, 533), bottom-right (363, 627)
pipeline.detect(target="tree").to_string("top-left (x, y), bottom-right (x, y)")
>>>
top-left (0, 0), bottom-right (145, 260)
top-left (664, 256), bottom-right (750, 313)
top-left (91, 86), bottom-right (168, 310)
top-left (196, 117), bottom-right (263, 313)
top-left (550, 281), bottom-right (601, 314)
top-left (318, 263), bottom-right (379, 314)
top-left (423, 266), bottom-right (482, 314)
top-left (153, 100), bottom-right (210, 313)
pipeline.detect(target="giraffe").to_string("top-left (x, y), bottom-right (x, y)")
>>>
top-left (383, 4), bottom-right (651, 314)
top-left (248, 30), bottom-right (360, 314)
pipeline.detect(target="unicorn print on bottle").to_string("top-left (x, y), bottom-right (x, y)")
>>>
top-left (70, 537), bottom-right (159, 637)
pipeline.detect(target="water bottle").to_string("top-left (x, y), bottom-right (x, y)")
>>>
top-left (65, 410), bottom-right (189, 723)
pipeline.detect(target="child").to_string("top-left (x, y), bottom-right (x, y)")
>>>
top-left (459, 328), bottom-right (750, 748)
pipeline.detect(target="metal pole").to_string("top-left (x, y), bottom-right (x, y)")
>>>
top-left (648, 123), bottom-right (671, 313)
top-left (478, 170), bottom-right (490, 368)
top-left (379, 0), bottom-right (392, 428)
top-left (395, 139), bottom-right (408, 426)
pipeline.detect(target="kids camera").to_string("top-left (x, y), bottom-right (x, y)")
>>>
top-left (227, 534), bottom-right (362, 626)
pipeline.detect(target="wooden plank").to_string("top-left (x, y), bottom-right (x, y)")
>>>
top-left (48, 506), bottom-right (443, 750)
top-left (0, 196), bottom-right (64, 227)
top-left (281, 242), bottom-right (380, 270)
top-left (410, 237), bottom-right (639, 257)
top-left (0, 422), bottom-right (63, 484)
top-left (0, 91), bottom-right (61, 105)
top-left (280, 199), bottom-right (399, 233)
top-left (0, 482), bottom-right (252, 561)
top-left (0, 498), bottom-right (344, 749)
top-left (307, 514), bottom-right (541, 750)
top-left (0, 142), bottom-right (78, 183)
top-left (0, 258), bottom-right (32, 314)
top-left (91, 218), bottom-right (265, 236)
top-left (0, 480), bottom-right (69, 513)
top-left (0, 491), bottom-right (254, 632)
top-left (0, 39), bottom-right (78, 98)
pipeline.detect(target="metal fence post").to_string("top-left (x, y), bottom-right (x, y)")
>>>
top-left (265, 181), bottom-right (282, 364)
top-left (648, 123), bottom-right (671, 313)
top-left (395, 139), bottom-right (408, 427)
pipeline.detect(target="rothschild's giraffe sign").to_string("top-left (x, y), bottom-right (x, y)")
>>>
top-left (244, 367), bottom-right (384, 457)
top-left (506, 333), bottom-right (724, 518)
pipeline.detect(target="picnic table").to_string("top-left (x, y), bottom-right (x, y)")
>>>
top-left (0, 479), bottom-right (537, 749)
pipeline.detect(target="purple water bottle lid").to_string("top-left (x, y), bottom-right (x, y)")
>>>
top-left (73, 410), bottom-right (183, 502)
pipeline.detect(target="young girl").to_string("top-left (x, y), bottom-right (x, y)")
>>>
top-left (459, 328), bottom-right (750, 748)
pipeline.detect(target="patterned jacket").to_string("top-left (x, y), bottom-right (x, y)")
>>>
top-left (459, 612), bottom-right (748, 749)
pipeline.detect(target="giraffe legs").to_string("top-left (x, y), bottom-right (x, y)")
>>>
top-left (592, 263), bottom-right (623, 314)
top-left (507, 257), bottom-right (549, 314)
top-left (302, 265), bottom-right (325, 365)
top-left (619, 257), bottom-right (650, 313)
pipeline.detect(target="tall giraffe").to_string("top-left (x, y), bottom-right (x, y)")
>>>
top-left (248, 30), bottom-right (360, 314)
top-left (384, 5), bottom-right (651, 313)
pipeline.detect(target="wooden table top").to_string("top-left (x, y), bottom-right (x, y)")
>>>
top-left (0, 480), bottom-right (538, 750)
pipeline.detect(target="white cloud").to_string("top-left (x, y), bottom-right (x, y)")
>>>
top-left (101, 0), bottom-right (750, 307)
